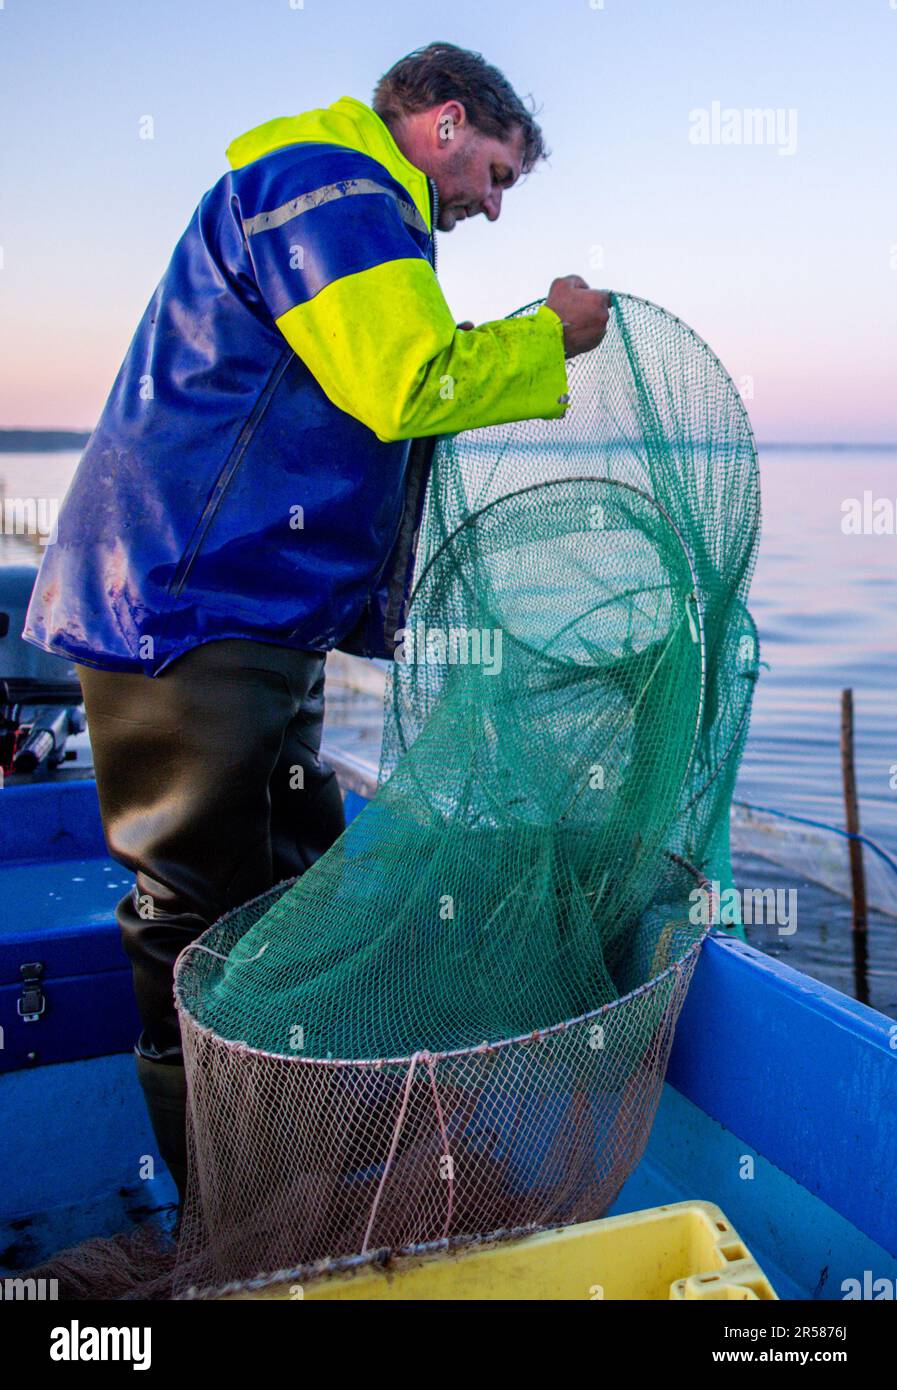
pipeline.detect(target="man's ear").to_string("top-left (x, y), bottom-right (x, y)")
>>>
top-left (436, 100), bottom-right (466, 146)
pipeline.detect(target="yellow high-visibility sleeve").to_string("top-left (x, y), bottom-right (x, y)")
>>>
top-left (275, 257), bottom-right (569, 443)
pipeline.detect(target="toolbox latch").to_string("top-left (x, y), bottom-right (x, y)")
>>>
top-left (18, 962), bottom-right (46, 1022)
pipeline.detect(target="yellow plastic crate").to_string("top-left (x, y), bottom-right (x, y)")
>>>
top-left (223, 1200), bottom-right (778, 1300)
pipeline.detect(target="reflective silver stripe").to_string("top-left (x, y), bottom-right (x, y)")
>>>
top-left (243, 178), bottom-right (428, 237)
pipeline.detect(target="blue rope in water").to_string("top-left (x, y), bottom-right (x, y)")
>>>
top-left (733, 799), bottom-right (897, 880)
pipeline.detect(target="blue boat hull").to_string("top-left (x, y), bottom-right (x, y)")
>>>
top-left (2, 765), bottom-right (895, 1299)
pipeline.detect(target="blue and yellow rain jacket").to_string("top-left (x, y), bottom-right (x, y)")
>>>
top-left (24, 97), bottom-right (569, 673)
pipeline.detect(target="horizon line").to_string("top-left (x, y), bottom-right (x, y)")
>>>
top-left (1, 427), bottom-right (897, 453)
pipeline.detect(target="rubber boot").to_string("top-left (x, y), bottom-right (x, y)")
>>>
top-left (134, 1049), bottom-right (189, 1211)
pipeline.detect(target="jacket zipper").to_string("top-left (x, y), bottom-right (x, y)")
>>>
top-left (167, 349), bottom-right (293, 601)
top-left (428, 177), bottom-right (438, 275)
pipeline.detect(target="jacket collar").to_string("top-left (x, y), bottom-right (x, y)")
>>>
top-left (226, 96), bottom-right (432, 231)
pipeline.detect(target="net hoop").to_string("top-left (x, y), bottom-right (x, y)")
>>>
top-left (389, 473), bottom-right (709, 832)
top-left (176, 878), bottom-right (710, 1070)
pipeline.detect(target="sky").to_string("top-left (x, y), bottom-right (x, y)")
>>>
top-left (1, 0), bottom-right (895, 441)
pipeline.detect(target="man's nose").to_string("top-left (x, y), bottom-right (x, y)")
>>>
top-left (483, 189), bottom-right (502, 222)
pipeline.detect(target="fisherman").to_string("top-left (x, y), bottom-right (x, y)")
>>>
top-left (22, 42), bottom-right (609, 1207)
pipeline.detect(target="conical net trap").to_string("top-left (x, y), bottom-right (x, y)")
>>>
top-left (174, 293), bottom-right (760, 1295)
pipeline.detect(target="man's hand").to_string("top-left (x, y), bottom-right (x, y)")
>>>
top-left (545, 276), bottom-right (611, 358)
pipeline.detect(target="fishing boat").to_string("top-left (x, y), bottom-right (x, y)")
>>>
top-left (1, 569), bottom-right (895, 1301)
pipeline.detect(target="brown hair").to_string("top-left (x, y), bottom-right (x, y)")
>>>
top-left (373, 41), bottom-right (548, 173)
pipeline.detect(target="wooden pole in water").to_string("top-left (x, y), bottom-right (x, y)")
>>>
top-left (840, 688), bottom-right (868, 932)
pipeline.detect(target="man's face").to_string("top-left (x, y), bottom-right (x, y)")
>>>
top-left (399, 102), bottom-right (525, 233)
top-left (433, 123), bottom-right (525, 231)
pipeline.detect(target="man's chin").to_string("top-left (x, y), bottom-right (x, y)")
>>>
top-left (437, 210), bottom-right (458, 232)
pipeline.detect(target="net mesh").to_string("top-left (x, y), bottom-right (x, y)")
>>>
top-left (169, 291), bottom-right (760, 1295)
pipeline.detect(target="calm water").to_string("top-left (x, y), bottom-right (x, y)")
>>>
top-left (3, 446), bottom-right (896, 1010)
top-left (737, 447), bottom-right (897, 849)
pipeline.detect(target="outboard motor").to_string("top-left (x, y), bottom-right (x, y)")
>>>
top-left (0, 566), bottom-right (85, 779)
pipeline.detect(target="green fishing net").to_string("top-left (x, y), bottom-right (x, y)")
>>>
top-left (174, 292), bottom-right (760, 1290)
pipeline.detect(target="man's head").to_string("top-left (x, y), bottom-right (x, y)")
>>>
top-left (373, 42), bottom-right (547, 232)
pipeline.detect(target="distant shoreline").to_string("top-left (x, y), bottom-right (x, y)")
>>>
top-left (0, 430), bottom-right (91, 453)
top-left (758, 441), bottom-right (897, 452)
top-left (1, 429), bottom-right (896, 454)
